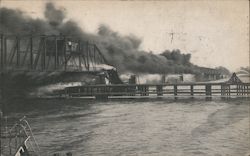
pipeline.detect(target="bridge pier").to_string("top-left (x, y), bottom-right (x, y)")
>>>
top-left (140, 85), bottom-right (149, 96)
top-left (205, 84), bottom-right (212, 100)
top-left (221, 84), bottom-right (230, 97)
top-left (156, 85), bottom-right (163, 96)
top-left (205, 84), bottom-right (212, 96)
top-left (174, 85), bottom-right (178, 100)
top-left (190, 85), bottom-right (194, 96)
top-left (174, 85), bottom-right (177, 96)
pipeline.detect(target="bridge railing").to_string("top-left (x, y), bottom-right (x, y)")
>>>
top-left (55, 74), bottom-right (249, 98)
top-left (53, 82), bottom-right (250, 98)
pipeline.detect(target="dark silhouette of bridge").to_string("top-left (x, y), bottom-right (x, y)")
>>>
top-left (0, 34), bottom-right (108, 72)
top-left (0, 34), bottom-right (231, 85)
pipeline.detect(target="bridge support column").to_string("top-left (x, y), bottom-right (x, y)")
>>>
top-left (205, 84), bottom-right (211, 96)
top-left (221, 84), bottom-right (230, 99)
top-left (156, 85), bottom-right (163, 96)
top-left (138, 86), bottom-right (143, 96)
top-left (205, 84), bottom-right (212, 100)
top-left (145, 86), bottom-right (149, 96)
top-left (237, 85), bottom-right (244, 95)
top-left (174, 85), bottom-right (178, 100)
top-left (227, 85), bottom-right (231, 96)
top-left (129, 86), bottom-right (136, 96)
top-left (190, 85), bottom-right (194, 96)
top-left (174, 85), bottom-right (177, 96)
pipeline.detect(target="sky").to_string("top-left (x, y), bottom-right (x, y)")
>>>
top-left (0, 0), bottom-right (249, 72)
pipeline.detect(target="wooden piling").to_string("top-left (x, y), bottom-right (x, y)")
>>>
top-left (190, 85), bottom-right (194, 96)
top-left (221, 85), bottom-right (224, 96)
top-left (205, 84), bottom-right (211, 96)
top-left (174, 85), bottom-right (177, 96)
top-left (145, 86), bottom-right (149, 96)
top-left (156, 85), bottom-right (163, 96)
top-left (236, 85), bottom-right (239, 95)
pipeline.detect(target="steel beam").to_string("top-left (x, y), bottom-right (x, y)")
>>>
top-left (0, 34), bottom-right (3, 69)
top-left (55, 37), bottom-right (58, 70)
top-left (30, 36), bottom-right (33, 69)
top-left (16, 37), bottom-right (20, 67)
top-left (0, 34), bottom-right (109, 72)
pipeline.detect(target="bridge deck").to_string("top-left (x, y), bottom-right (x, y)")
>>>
top-left (54, 82), bottom-right (250, 99)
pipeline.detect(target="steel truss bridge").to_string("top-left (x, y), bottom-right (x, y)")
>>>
top-left (0, 34), bottom-right (109, 72)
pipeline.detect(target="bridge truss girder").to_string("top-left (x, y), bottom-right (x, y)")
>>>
top-left (0, 34), bottom-right (108, 72)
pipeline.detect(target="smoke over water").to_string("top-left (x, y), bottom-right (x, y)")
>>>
top-left (0, 2), bottom-right (200, 74)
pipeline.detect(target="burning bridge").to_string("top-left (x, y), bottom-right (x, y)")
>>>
top-left (0, 34), bottom-right (108, 72)
top-left (57, 73), bottom-right (250, 99)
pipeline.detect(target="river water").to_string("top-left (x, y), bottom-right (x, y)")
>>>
top-left (5, 98), bottom-right (250, 156)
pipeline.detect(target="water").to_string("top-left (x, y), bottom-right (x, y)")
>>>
top-left (5, 98), bottom-right (250, 156)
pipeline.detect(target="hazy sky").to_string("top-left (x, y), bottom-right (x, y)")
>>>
top-left (1, 0), bottom-right (249, 71)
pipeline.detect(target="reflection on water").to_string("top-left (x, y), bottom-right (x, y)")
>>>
top-left (5, 98), bottom-right (250, 156)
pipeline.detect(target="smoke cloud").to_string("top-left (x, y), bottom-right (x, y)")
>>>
top-left (44, 3), bottom-right (65, 27)
top-left (0, 3), bottom-right (215, 74)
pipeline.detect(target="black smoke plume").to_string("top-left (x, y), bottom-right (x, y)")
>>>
top-left (44, 3), bottom-right (65, 27)
top-left (0, 3), bottom-right (220, 75)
